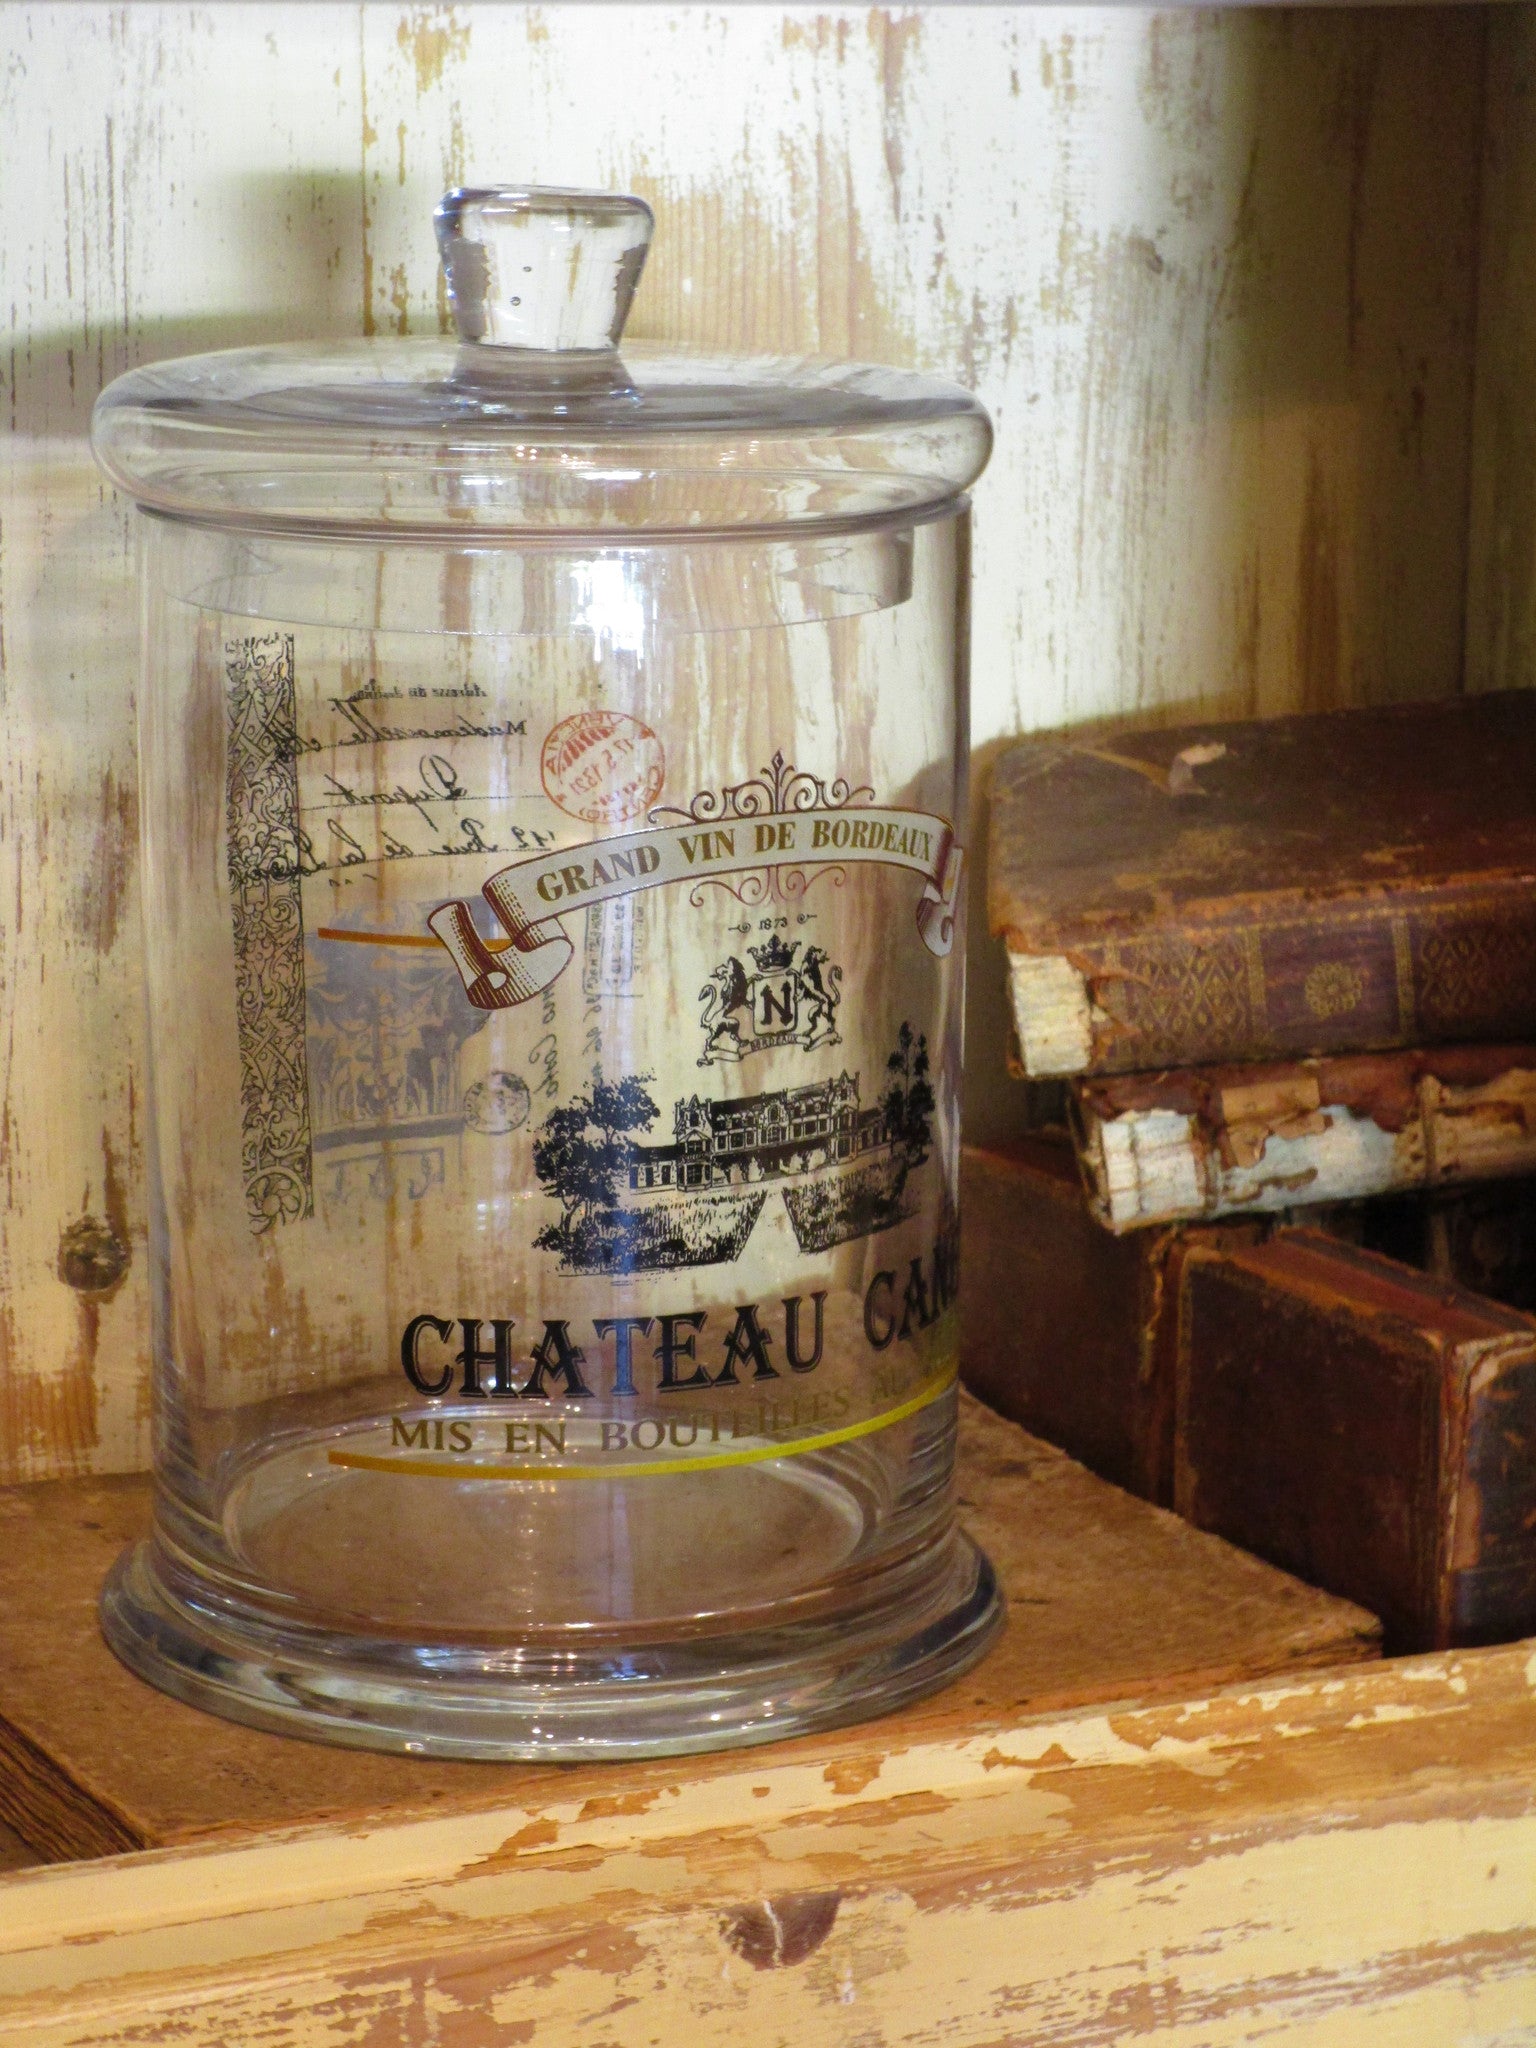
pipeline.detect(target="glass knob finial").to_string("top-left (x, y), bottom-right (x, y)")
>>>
top-left (434, 186), bottom-right (654, 352)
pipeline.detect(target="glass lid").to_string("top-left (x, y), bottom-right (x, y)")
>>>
top-left (91, 186), bottom-right (992, 540)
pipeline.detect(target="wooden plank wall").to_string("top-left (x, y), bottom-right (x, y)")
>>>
top-left (0, 4), bottom-right (1495, 1481)
top-left (1469, 4), bottom-right (1536, 696)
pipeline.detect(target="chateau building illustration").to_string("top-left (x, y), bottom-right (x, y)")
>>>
top-left (533, 1024), bottom-right (933, 1271)
top-left (627, 1074), bottom-right (887, 1193)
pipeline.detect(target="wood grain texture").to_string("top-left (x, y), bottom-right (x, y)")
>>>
top-left (4, 1639), bottom-right (1536, 2044)
top-left (0, 5), bottom-right (1492, 1476)
top-left (1468, 4), bottom-right (1536, 697)
top-left (0, 1392), bottom-right (1376, 1860)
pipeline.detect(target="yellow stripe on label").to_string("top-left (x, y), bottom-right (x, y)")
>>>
top-left (326, 1365), bottom-right (957, 1482)
top-left (317, 926), bottom-right (505, 952)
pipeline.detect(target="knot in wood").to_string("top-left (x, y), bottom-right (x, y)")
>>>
top-left (57, 1216), bottom-right (130, 1294)
top-left (720, 1891), bottom-right (841, 1969)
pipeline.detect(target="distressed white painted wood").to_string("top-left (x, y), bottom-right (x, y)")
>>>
top-left (0, 4), bottom-right (1495, 1476)
top-left (2, 1642), bottom-right (1535, 2043)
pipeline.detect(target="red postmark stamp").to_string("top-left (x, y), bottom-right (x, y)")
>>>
top-left (541, 710), bottom-right (665, 826)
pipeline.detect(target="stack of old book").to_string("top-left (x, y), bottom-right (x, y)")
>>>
top-left (969, 692), bottom-right (1536, 1652)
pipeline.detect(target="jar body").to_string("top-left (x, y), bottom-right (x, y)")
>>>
top-left (108, 507), bottom-right (998, 1756)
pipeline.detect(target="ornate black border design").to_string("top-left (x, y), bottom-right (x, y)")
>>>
top-left (648, 750), bottom-right (873, 909)
top-left (225, 634), bottom-right (314, 1233)
top-left (648, 749), bottom-right (875, 826)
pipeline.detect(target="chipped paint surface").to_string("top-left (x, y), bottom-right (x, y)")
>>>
top-left (1, 1643), bottom-right (1535, 2040)
top-left (1076, 1053), bottom-right (1536, 1229)
top-left (0, 5), bottom-right (1492, 1475)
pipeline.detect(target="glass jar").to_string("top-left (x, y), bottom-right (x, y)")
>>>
top-left (90, 187), bottom-right (999, 1759)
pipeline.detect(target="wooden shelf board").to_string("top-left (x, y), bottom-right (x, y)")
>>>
top-left (3, 1612), bottom-right (1534, 2047)
top-left (0, 1393), bottom-right (1378, 1862)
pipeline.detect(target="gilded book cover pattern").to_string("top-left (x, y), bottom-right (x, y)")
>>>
top-left (1073, 894), bottom-right (1536, 1075)
top-left (1095, 935), bottom-right (1260, 1069)
top-left (225, 633), bottom-right (313, 1232)
top-left (1415, 914), bottom-right (1536, 1038)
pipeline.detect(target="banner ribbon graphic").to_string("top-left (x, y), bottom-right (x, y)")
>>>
top-left (416, 806), bottom-right (962, 1011)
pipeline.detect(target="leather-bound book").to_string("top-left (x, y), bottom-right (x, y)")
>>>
top-left (1071, 1044), bottom-right (1536, 1231)
top-left (1421, 1182), bottom-right (1536, 1312)
top-left (1172, 1230), bottom-right (1536, 1651)
top-left (960, 1140), bottom-right (1263, 1505)
top-left (1315, 1183), bottom-right (1536, 1312)
top-left (964, 1143), bottom-right (1536, 1650)
top-left (989, 693), bottom-right (1536, 1078)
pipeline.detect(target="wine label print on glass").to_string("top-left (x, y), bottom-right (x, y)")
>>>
top-left (92, 185), bottom-right (999, 1759)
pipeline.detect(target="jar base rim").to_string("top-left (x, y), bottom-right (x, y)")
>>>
top-left (98, 1529), bottom-right (1003, 1762)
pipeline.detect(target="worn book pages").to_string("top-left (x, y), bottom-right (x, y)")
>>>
top-left (964, 1144), bottom-right (1536, 1654)
top-left (1073, 1046), bottom-right (1536, 1232)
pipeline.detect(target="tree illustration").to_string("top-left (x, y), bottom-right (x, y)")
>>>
top-left (533, 1069), bottom-right (659, 1252)
top-left (883, 1023), bottom-right (936, 1164)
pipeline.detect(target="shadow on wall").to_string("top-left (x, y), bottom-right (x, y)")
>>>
top-left (9, 170), bottom-right (373, 441)
top-left (965, 4), bottom-right (1495, 1143)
